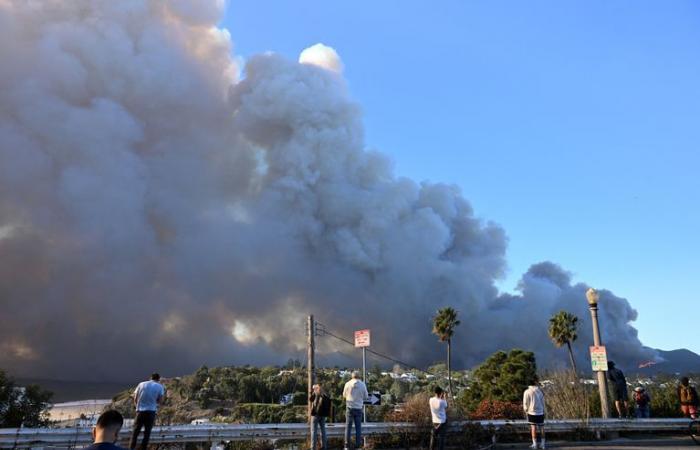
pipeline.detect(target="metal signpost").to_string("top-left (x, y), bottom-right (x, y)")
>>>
top-left (354, 329), bottom-right (370, 422)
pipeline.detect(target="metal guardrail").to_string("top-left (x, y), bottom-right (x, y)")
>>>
top-left (0, 418), bottom-right (695, 448)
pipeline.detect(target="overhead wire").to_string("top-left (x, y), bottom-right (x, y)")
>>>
top-left (315, 321), bottom-right (432, 374)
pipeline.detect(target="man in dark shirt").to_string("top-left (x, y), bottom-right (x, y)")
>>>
top-left (309, 384), bottom-right (331, 450)
top-left (84, 410), bottom-right (126, 450)
top-left (607, 361), bottom-right (630, 418)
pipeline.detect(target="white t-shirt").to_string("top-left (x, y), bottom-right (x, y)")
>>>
top-left (429, 396), bottom-right (447, 424)
top-left (134, 380), bottom-right (165, 412)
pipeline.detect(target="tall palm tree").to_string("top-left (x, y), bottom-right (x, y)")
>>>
top-left (432, 307), bottom-right (461, 397)
top-left (548, 310), bottom-right (579, 373)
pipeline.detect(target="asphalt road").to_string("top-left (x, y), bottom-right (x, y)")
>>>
top-left (498, 436), bottom-right (697, 449)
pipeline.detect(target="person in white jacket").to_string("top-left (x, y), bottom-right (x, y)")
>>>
top-left (523, 377), bottom-right (546, 449)
top-left (343, 371), bottom-right (368, 449)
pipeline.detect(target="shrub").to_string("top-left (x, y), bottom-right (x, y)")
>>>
top-left (469, 400), bottom-right (523, 420)
top-left (542, 371), bottom-right (591, 420)
top-left (647, 382), bottom-right (684, 418)
top-left (386, 392), bottom-right (431, 426)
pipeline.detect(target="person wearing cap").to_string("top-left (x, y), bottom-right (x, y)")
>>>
top-left (633, 386), bottom-right (651, 418)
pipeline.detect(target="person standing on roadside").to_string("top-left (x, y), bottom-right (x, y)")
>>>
top-left (678, 376), bottom-right (699, 419)
top-left (633, 386), bottom-right (651, 418)
top-left (523, 377), bottom-right (546, 449)
top-left (428, 386), bottom-right (448, 450)
top-left (129, 373), bottom-right (165, 450)
top-left (309, 384), bottom-right (331, 450)
top-left (607, 361), bottom-right (630, 418)
top-left (342, 371), bottom-right (368, 450)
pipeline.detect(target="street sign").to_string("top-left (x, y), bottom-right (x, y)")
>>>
top-left (590, 346), bottom-right (608, 371)
top-left (354, 329), bottom-right (370, 348)
top-left (364, 391), bottom-right (381, 406)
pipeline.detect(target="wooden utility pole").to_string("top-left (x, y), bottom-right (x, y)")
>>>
top-left (307, 315), bottom-right (316, 426)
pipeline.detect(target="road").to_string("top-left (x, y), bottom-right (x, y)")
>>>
top-left (498, 436), bottom-right (696, 449)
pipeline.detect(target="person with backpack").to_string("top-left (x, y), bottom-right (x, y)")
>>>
top-left (678, 376), bottom-right (699, 419)
top-left (632, 387), bottom-right (651, 418)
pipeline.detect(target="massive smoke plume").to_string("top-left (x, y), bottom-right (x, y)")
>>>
top-left (0, 0), bottom-right (653, 381)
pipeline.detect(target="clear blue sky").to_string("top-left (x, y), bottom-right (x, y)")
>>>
top-left (222, 1), bottom-right (700, 354)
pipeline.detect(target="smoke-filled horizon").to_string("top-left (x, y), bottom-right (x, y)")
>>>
top-left (0, 0), bottom-right (654, 382)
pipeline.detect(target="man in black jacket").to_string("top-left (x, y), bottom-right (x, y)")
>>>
top-left (310, 384), bottom-right (332, 450)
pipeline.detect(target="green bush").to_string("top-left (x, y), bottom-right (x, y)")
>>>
top-left (458, 349), bottom-right (537, 414)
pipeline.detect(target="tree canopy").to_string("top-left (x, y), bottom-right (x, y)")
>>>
top-left (460, 349), bottom-right (537, 410)
top-left (432, 307), bottom-right (461, 342)
top-left (0, 369), bottom-right (53, 428)
top-left (548, 311), bottom-right (578, 348)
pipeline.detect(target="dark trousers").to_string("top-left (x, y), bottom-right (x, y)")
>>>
top-left (429, 421), bottom-right (447, 450)
top-left (130, 410), bottom-right (156, 450)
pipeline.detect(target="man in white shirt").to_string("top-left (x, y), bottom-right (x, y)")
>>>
top-left (342, 371), bottom-right (368, 449)
top-left (428, 386), bottom-right (448, 450)
top-left (523, 377), bottom-right (546, 449)
top-left (129, 373), bottom-right (166, 450)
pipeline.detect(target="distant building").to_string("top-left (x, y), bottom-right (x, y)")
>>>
top-left (279, 393), bottom-right (294, 406)
top-left (191, 418), bottom-right (211, 425)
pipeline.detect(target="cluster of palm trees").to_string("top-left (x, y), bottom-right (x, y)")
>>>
top-left (430, 306), bottom-right (581, 397)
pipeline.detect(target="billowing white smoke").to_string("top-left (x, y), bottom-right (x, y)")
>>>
top-left (0, 0), bottom-right (653, 381)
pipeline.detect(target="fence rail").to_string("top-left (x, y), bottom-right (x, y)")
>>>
top-left (0, 418), bottom-right (694, 448)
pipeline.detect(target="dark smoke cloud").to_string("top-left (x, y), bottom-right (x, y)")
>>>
top-left (0, 0), bottom-right (653, 382)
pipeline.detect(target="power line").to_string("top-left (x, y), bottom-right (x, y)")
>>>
top-left (315, 321), bottom-right (431, 374)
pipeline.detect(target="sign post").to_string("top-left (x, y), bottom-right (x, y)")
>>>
top-left (354, 329), bottom-right (370, 423)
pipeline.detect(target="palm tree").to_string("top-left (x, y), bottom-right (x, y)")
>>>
top-left (548, 310), bottom-right (579, 373)
top-left (432, 307), bottom-right (461, 397)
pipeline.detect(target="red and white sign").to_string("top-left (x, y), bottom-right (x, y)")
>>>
top-left (590, 346), bottom-right (608, 371)
top-left (354, 329), bottom-right (370, 348)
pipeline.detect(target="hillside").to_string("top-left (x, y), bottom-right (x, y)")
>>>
top-left (637, 348), bottom-right (700, 375)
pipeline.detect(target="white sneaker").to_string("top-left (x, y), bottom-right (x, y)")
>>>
top-left (529, 444), bottom-right (538, 449)
top-left (540, 443), bottom-right (546, 449)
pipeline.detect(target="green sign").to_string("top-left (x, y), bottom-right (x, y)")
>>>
top-left (590, 346), bottom-right (608, 371)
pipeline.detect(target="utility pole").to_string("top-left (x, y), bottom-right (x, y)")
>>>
top-left (307, 315), bottom-right (316, 432)
top-left (362, 346), bottom-right (367, 423)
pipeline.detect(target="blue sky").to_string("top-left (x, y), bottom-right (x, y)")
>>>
top-left (222, 1), bottom-right (700, 354)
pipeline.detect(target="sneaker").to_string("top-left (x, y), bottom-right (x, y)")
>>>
top-left (540, 443), bottom-right (546, 449)
top-left (529, 444), bottom-right (538, 449)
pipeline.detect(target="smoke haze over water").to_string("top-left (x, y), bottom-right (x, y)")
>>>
top-left (0, 0), bottom-right (653, 381)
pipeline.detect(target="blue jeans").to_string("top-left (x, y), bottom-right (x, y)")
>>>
top-left (344, 408), bottom-right (363, 448)
top-left (311, 416), bottom-right (327, 450)
top-left (636, 405), bottom-right (650, 418)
